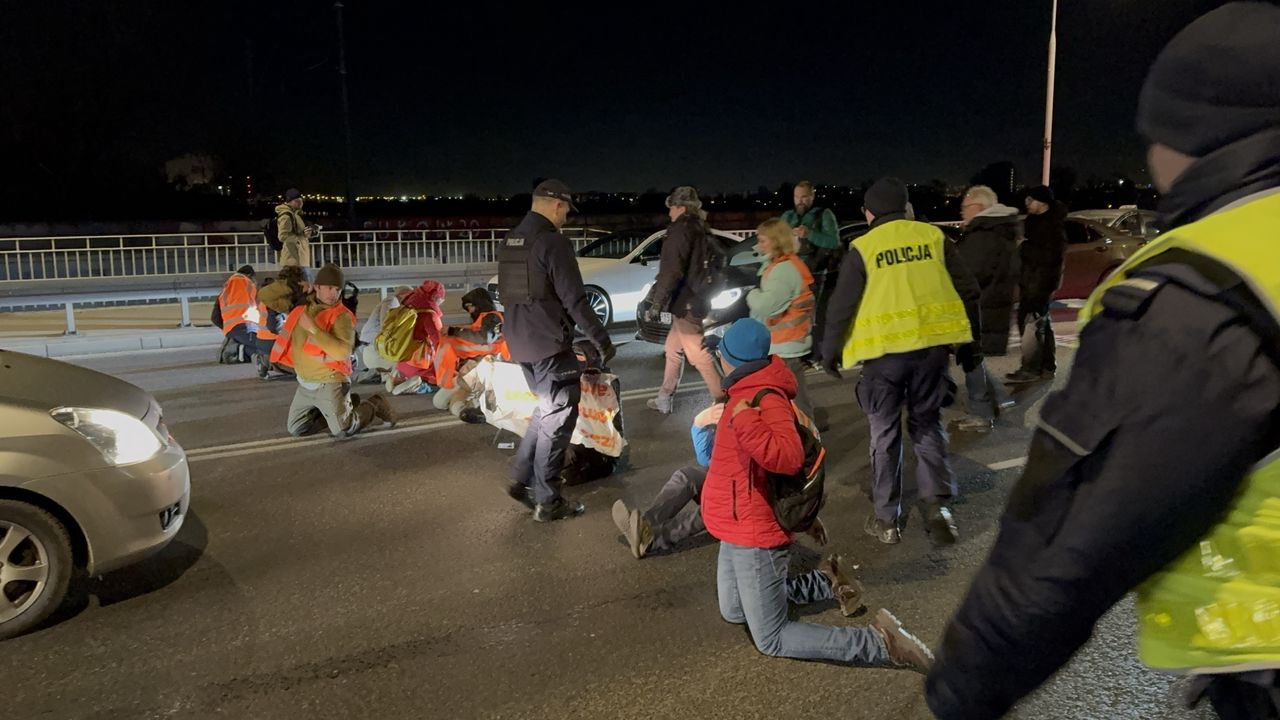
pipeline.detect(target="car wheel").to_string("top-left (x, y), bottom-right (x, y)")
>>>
top-left (0, 501), bottom-right (73, 641)
top-left (584, 286), bottom-right (612, 326)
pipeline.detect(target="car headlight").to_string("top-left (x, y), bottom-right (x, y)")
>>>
top-left (51, 407), bottom-right (166, 466)
top-left (709, 288), bottom-right (742, 310)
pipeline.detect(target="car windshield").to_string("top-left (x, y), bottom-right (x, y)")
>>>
top-left (577, 231), bottom-right (653, 259)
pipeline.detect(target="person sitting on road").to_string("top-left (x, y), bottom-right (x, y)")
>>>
top-left (354, 285), bottom-right (412, 384)
top-left (386, 279), bottom-right (446, 395)
top-left (702, 318), bottom-right (932, 670)
top-left (747, 218), bottom-right (816, 421)
top-left (432, 287), bottom-right (510, 421)
top-left (272, 263), bottom-right (396, 437)
top-left (216, 265), bottom-right (273, 375)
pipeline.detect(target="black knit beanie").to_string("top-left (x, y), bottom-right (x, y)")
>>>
top-left (863, 177), bottom-right (909, 217)
top-left (1136, 2), bottom-right (1280, 157)
top-left (1026, 186), bottom-right (1055, 205)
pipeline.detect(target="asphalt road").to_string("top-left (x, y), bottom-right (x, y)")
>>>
top-left (3, 329), bottom-right (1217, 720)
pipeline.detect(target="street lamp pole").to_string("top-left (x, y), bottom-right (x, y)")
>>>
top-left (335, 0), bottom-right (355, 223)
top-left (1042, 0), bottom-right (1059, 186)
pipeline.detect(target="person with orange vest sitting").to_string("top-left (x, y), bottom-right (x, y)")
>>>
top-left (216, 265), bottom-right (274, 377)
top-left (270, 263), bottom-right (396, 437)
top-left (746, 218), bottom-right (817, 420)
top-left (431, 287), bottom-right (510, 421)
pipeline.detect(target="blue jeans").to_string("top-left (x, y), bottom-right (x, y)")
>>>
top-left (716, 541), bottom-right (888, 665)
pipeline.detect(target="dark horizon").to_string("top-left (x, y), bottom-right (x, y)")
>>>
top-left (2, 0), bottom-right (1225, 207)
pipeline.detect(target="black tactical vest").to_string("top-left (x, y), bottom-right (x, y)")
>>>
top-left (497, 232), bottom-right (552, 305)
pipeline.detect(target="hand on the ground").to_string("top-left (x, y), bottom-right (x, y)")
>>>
top-left (296, 310), bottom-right (317, 333)
top-left (806, 517), bottom-right (829, 546)
top-left (821, 357), bottom-right (842, 380)
top-left (694, 403), bottom-right (725, 428)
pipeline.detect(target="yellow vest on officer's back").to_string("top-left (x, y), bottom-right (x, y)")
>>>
top-left (843, 220), bottom-right (973, 365)
top-left (1081, 189), bottom-right (1280, 674)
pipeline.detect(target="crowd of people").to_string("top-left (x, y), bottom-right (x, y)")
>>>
top-left (210, 4), bottom-right (1280, 715)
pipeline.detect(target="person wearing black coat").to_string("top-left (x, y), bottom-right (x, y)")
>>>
top-left (1007, 186), bottom-right (1068, 383)
top-left (953, 186), bottom-right (1018, 431)
top-left (642, 186), bottom-right (723, 413)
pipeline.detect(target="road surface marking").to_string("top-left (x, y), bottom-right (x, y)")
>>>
top-left (986, 457), bottom-right (1028, 471)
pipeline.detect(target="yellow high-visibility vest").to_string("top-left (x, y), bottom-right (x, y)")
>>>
top-left (1080, 190), bottom-right (1280, 674)
top-left (843, 220), bottom-right (972, 365)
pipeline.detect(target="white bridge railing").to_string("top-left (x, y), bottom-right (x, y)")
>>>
top-left (0, 228), bottom-right (615, 283)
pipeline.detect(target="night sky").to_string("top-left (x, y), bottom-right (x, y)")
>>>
top-left (2, 1), bottom-right (1226, 199)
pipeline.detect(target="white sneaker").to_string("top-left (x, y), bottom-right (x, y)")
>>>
top-left (646, 394), bottom-right (673, 414)
top-left (392, 376), bottom-right (423, 395)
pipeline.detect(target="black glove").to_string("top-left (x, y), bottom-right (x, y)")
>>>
top-left (955, 342), bottom-right (981, 373)
top-left (821, 357), bottom-right (843, 381)
top-left (597, 339), bottom-right (617, 367)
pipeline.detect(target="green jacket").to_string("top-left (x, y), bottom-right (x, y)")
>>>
top-left (781, 206), bottom-right (840, 251)
top-left (276, 203), bottom-right (311, 267)
top-left (746, 256), bottom-right (812, 358)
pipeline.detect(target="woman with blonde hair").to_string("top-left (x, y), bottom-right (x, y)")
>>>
top-left (746, 217), bottom-right (816, 418)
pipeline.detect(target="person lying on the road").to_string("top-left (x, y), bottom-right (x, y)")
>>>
top-left (702, 318), bottom-right (930, 669)
top-left (271, 263), bottom-right (396, 438)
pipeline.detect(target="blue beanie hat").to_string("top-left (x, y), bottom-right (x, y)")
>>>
top-left (719, 318), bottom-right (771, 366)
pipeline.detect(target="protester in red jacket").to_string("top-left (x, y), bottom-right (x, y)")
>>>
top-left (391, 279), bottom-right (447, 392)
top-left (701, 318), bottom-right (934, 671)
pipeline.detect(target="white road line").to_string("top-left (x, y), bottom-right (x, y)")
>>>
top-left (986, 457), bottom-right (1028, 471)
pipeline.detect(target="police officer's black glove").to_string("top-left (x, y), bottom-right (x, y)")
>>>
top-left (597, 340), bottom-right (616, 367)
top-left (955, 342), bottom-right (981, 373)
top-left (821, 357), bottom-right (843, 381)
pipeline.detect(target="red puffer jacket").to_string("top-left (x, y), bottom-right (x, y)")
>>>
top-left (700, 356), bottom-right (803, 549)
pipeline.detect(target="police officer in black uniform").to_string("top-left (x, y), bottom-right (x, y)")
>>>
top-left (927, 5), bottom-right (1280, 718)
top-left (498, 179), bottom-right (615, 522)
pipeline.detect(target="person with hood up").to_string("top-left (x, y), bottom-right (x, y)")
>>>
top-left (275, 188), bottom-right (313, 268)
top-left (1006, 185), bottom-right (1068, 384)
top-left (927, 4), bottom-right (1280, 718)
top-left (431, 287), bottom-right (510, 422)
top-left (702, 318), bottom-right (934, 672)
top-left (954, 185), bottom-right (1018, 432)
top-left (643, 186), bottom-right (724, 414)
top-left (388, 279), bottom-right (446, 395)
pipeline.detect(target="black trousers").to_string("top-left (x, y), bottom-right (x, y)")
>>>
top-left (512, 350), bottom-right (582, 505)
top-left (856, 346), bottom-right (955, 523)
top-left (643, 465), bottom-right (708, 552)
top-left (806, 246), bottom-right (845, 361)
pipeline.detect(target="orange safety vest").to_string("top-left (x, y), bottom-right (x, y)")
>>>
top-left (761, 255), bottom-right (815, 345)
top-left (254, 302), bottom-right (277, 342)
top-left (218, 273), bottom-right (257, 335)
top-left (269, 304), bottom-right (355, 375)
top-left (434, 310), bottom-right (511, 389)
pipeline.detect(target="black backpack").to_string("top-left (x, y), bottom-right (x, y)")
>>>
top-left (264, 213), bottom-right (285, 252)
top-left (687, 229), bottom-right (728, 299)
top-left (749, 388), bottom-right (826, 532)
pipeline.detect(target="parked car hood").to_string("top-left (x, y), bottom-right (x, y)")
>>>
top-left (0, 349), bottom-right (152, 418)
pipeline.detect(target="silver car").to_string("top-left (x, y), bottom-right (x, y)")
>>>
top-left (0, 350), bottom-right (190, 640)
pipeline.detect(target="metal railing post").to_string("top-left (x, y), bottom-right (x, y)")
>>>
top-left (180, 296), bottom-right (192, 327)
top-left (64, 301), bottom-right (77, 335)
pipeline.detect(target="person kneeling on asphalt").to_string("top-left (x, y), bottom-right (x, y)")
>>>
top-left (274, 263), bottom-right (396, 438)
top-left (702, 318), bottom-right (934, 671)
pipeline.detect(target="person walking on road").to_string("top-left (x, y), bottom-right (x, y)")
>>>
top-left (782, 181), bottom-right (841, 364)
top-left (927, 5), bottom-right (1280, 718)
top-left (498, 179), bottom-right (615, 523)
top-left (276, 188), bottom-right (314, 268)
top-left (953, 185), bottom-right (1018, 431)
top-left (820, 178), bottom-right (980, 545)
top-left (703, 318), bottom-right (933, 670)
top-left (644, 186), bottom-right (723, 413)
top-left (274, 263), bottom-right (395, 438)
top-left (1006, 185), bottom-right (1067, 384)
top-left (747, 218), bottom-right (816, 420)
